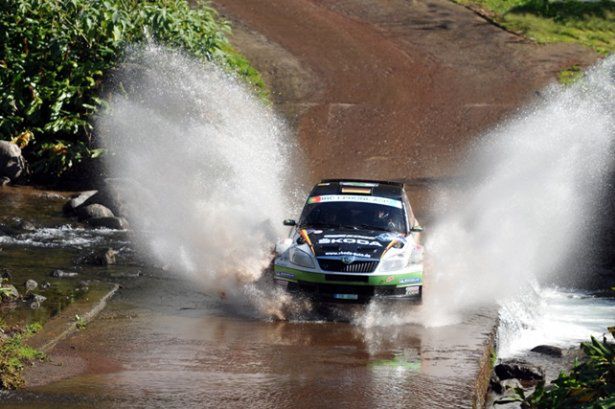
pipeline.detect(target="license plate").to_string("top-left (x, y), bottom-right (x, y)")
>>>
top-left (333, 293), bottom-right (358, 300)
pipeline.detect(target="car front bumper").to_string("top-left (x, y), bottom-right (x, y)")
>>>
top-left (272, 264), bottom-right (423, 303)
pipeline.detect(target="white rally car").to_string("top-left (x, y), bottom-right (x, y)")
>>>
top-left (273, 179), bottom-right (424, 302)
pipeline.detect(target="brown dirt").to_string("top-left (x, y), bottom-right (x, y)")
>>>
top-left (213, 0), bottom-right (597, 192)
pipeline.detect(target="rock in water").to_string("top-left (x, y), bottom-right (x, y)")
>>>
top-left (76, 203), bottom-right (114, 221)
top-left (17, 220), bottom-right (36, 231)
top-left (531, 345), bottom-right (564, 357)
top-left (28, 294), bottom-right (46, 309)
top-left (50, 269), bottom-right (78, 278)
top-left (82, 248), bottom-right (118, 266)
top-left (0, 141), bottom-right (26, 181)
top-left (495, 360), bottom-right (544, 384)
top-left (87, 216), bottom-right (129, 230)
top-left (63, 190), bottom-right (98, 215)
top-left (24, 279), bottom-right (38, 292)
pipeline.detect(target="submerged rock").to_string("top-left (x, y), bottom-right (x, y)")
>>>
top-left (531, 345), bottom-right (564, 357)
top-left (50, 269), bottom-right (78, 278)
top-left (87, 216), bottom-right (129, 230)
top-left (77, 203), bottom-right (115, 221)
top-left (82, 248), bottom-right (118, 266)
top-left (0, 141), bottom-right (26, 181)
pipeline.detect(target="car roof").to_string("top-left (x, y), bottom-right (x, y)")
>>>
top-left (309, 179), bottom-right (405, 200)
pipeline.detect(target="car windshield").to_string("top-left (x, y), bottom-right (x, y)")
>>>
top-left (299, 198), bottom-right (406, 233)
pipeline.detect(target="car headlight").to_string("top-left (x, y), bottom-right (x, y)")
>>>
top-left (378, 254), bottom-right (408, 272)
top-left (289, 247), bottom-right (315, 269)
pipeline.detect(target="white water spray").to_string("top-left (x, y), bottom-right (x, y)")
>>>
top-left (358, 57), bottom-right (614, 333)
top-left (425, 56), bottom-right (614, 322)
top-left (97, 45), bottom-right (305, 317)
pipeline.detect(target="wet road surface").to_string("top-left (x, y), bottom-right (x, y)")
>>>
top-left (4, 268), bottom-right (496, 408)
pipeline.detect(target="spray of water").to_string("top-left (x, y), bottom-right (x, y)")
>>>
top-left (97, 45), bottom-right (306, 318)
top-left (357, 56), bottom-right (615, 331)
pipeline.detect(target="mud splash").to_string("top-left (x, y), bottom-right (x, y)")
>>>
top-left (97, 45), bottom-right (306, 319)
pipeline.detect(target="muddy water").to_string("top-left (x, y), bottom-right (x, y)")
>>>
top-left (1, 188), bottom-right (495, 408)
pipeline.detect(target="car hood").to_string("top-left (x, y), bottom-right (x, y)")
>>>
top-left (302, 228), bottom-right (406, 260)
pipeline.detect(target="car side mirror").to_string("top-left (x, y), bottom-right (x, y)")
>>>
top-left (283, 219), bottom-right (297, 226)
top-left (410, 225), bottom-right (423, 233)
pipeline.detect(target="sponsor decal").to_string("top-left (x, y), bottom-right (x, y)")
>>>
top-left (405, 286), bottom-right (420, 296)
top-left (339, 182), bottom-right (378, 187)
top-left (341, 187), bottom-right (371, 194)
top-left (323, 234), bottom-right (378, 240)
top-left (376, 232), bottom-right (403, 242)
top-left (299, 229), bottom-right (315, 254)
top-left (386, 276), bottom-right (394, 283)
top-left (399, 277), bottom-right (421, 284)
top-left (318, 237), bottom-right (382, 247)
top-left (307, 195), bottom-right (402, 209)
top-left (275, 271), bottom-right (295, 279)
top-left (323, 251), bottom-right (372, 258)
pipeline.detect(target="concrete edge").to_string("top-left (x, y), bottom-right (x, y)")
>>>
top-left (472, 315), bottom-right (499, 408)
top-left (27, 283), bottom-right (119, 353)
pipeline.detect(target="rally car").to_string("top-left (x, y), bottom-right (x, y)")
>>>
top-left (273, 179), bottom-right (424, 302)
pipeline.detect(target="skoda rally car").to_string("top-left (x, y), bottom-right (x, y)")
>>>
top-left (273, 179), bottom-right (424, 302)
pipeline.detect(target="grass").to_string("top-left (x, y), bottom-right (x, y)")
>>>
top-left (0, 322), bottom-right (45, 389)
top-left (223, 44), bottom-right (270, 102)
top-left (453, 0), bottom-right (615, 55)
top-left (558, 64), bottom-right (583, 85)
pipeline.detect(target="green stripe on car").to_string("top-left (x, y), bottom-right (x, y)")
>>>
top-left (273, 265), bottom-right (423, 286)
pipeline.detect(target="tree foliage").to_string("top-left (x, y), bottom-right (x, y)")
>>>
top-left (0, 0), bottom-right (263, 180)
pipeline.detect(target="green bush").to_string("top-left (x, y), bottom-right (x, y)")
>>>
top-left (0, 0), bottom-right (264, 180)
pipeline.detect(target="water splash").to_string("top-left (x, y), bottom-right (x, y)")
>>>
top-left (357, 56), bottom-right (614, 329)
top-left (97, 45), bottom-right (306, 318)
top-left (423, 56), bottom-right (614, 322)
top-left (497, 285), bottom-right (615, 357)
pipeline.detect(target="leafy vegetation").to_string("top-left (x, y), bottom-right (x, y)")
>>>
top-left (508, 336), bottom-right (615, 408)
top-left (558, 65), bottom-right (583, 85)
top-left (0, 0), bottom-right (264, 181)
top-left (74, 314), bottom-right (87, 330)
top-left (0, 322), bottom-right (45, 390)
top-left (453, 0), bottom-right (615, 55)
